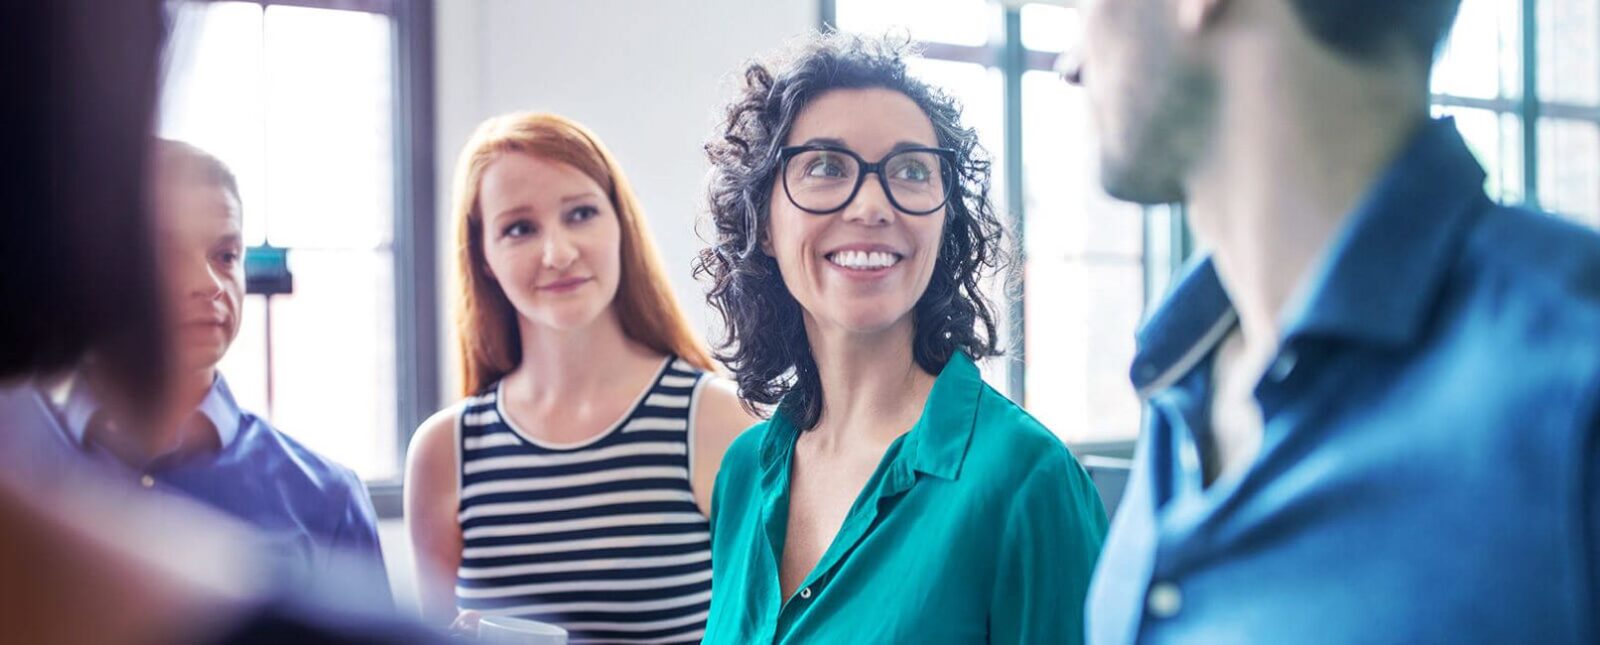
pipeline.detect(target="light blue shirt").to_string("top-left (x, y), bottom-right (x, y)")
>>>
top-left (1086, 119), bottom-right (1600, 643)
top-left (2, 373), bottom-right (390, 603)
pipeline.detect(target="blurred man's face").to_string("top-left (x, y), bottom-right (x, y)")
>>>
top-left (152, 179), bottom-right (244, 374)
top-left (1075, 0), bottom-right (1217, 204)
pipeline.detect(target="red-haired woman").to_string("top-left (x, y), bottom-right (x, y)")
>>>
top-left (405, 113), bottom-right (754, 644)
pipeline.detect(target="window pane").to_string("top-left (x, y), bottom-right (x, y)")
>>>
top-left (1021, 70), bottom-right (1145, 443)
top-left (1431, 106), bottom-right (1524, 203)
top-left (160, 1), bottom-right (268, 246)
top-left (905, 58), bottom-right (1007, 214)
top-left (1538, 0), bottom-right (1600, 106)
top-left (1433, 0), bottom-right (1522, 100)
top-left (903, 58), bottom-right (1013, 392)
top-left (270, 250), bottom-right (399, 481)
top-left (1020, 2), bottom-right (1081, 53)
top-left (264, 6), bottom-right (395, 250)
top-left (836, 0), bottom-right (997, 47)
top-left (1539, 118), bottom-right (1600, 227)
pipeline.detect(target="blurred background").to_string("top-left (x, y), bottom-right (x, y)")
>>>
top-left (155, 0), bottom-right (1599, 605)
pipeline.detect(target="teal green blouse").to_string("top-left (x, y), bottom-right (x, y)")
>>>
top-left (704, 352), bottom-right (1108, 644)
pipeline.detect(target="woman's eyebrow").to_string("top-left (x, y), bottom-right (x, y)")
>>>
top-left (796, 136), bottom-right (847, 147)
top-left (490, 204), bottom-right (535, 222)
top-left (889, 140), bottom-right (937, 153)
top-left (558, 192), bottom-right (601, 205)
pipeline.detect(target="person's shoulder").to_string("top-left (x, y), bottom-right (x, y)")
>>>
top-left (693, 376), bottom-right (759, 437)
top-left (241, 415), bottom-right (366, 499)
top-left (408, 401), bottom-right (466, 462)
top-left (968, 383), bottom-right (1073, 461)
top-left (1467, 205), bottom-right (1600, 313)
top-left (719, 414), bottom-right (775, 475)
top-left (962, 382), bottom-right (1090, 489)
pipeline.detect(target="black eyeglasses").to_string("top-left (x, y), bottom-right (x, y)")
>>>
top-left (777, 144), bottom-right (957, 216)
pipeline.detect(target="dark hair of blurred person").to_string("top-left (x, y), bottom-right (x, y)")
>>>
top-left (0, 0), bottom-right (169, 417)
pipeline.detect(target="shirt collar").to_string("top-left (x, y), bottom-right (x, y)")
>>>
top-left (759, 351), bottom-right (984, 481)
top-left (1131, 118), bottom-right (1487, 395)
top-left (58, 372), bottom-right (244, 449)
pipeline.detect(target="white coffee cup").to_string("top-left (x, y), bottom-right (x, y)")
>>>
top-left (477, 616), bottom-right (568, 645)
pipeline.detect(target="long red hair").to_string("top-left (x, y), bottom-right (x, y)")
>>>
top-left (451, 112), bottom-right (714, 396)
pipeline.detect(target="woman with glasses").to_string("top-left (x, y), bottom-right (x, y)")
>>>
top-left (695, 34), bottom-right (1108, 644)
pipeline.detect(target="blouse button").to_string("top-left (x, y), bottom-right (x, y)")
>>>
top-left (799, 587), bottom-right (812, 599)
top-left (139, 474), bottom-right (156, 488)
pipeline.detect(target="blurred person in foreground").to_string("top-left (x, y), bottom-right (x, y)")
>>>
top-left (1064, 0), bottom-right (1600, 642)
top-left (0, 1), bottom-right (433, 642)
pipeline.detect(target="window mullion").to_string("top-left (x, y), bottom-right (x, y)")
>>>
top-left (1002, 7), bottom-right (1027, 403)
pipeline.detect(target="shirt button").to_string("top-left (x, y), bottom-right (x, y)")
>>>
top-left (139, 474), bottom-right (155, 488)
top-left (799, 587), bottom-right (812, 599)
top-left (1147, 582), bottom-right (1183, 618)
top-left (1136, 363), bottom-right (1159, 382)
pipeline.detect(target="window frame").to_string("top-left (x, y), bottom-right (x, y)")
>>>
top-left (186, 0), bottom-right (438, 517)
top-left (1431, 0), bottom-right (1600, 212)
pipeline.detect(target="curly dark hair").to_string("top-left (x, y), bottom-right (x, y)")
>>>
top-left (694, 32), bottom-right (1006, 430)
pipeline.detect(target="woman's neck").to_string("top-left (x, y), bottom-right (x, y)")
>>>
top-left (503, 308), bottom-right (663, 408)
top-left (803, 316), bottom-right (937, 453)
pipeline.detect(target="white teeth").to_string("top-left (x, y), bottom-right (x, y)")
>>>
top-left (827, 250), bottom-right (900, 270)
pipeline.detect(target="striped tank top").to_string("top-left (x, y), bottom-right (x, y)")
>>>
top-left (455, 356), bottom-right (713, 644)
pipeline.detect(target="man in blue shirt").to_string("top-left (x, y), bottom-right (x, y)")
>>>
top-left (28, 140), bottom-right (390, 603)
top-left (1065, 0), bottom-right (1599, 642)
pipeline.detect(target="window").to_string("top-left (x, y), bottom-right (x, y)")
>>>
top-left (1432, 0), bottom-right (1600, 227)
top-left (159, 0), bottom-right (435, 489)
top-left (832, 0), bottom-right (1169, 445)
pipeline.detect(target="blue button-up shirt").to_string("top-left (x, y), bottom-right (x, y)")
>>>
top-left (2, 373), bottom-right (390, 603)
top-left (1086, 119), bottom-right (1600, 644)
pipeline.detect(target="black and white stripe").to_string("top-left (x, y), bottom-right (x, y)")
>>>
top-left (456, 357), bottom-right (711, 645)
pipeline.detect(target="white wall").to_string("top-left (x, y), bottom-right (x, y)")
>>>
top-left (433, 1), bottom-right (820, 402)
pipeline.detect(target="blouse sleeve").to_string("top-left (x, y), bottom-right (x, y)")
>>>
top-left (988, 449), bottom-right (1109, 644)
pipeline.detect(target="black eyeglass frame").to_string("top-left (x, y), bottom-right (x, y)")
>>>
top-left (777, 144), bottom-right (959, 216)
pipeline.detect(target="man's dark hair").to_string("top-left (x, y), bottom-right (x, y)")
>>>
top-left (1288, 0), bottom-right (1464, 64)
top-left (695, 32), bottom-right (1006, 431)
